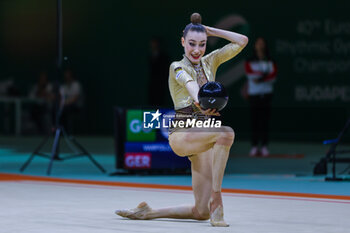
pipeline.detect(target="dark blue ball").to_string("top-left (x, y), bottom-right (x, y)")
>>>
top-left (198, 82), bottom-right (228, 111)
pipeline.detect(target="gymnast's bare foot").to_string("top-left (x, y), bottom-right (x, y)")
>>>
top-left (209, 191), bottom-right (229, 227)
top-left (115, 202), bottom-right (152, 220)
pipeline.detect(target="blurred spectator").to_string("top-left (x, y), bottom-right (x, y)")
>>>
top-left (0, 79), bottom-right (13, 96)
top-left (0, 77), bottom-right (19, 134)
top-left (0, 77), bottom-right (20, 97)
top-left (244, 37), bottom-right (277, 157)
top-left (28, 71), bottom-right (54, 134)
top-left (148, 37), bottom-right (170, 107)
top-left (59, 69), bottom-right (83, 134)
top-left (29, 71), bottom-right (53, 100)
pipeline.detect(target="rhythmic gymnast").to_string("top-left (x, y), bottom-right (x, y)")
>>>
top-left (115, 13), bottom-right (248, 227)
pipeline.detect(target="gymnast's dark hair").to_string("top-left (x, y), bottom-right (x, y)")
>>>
top-left (183, 13), bottom-right (206, 38)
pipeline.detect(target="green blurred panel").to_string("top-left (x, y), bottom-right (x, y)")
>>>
top-left (126, 110), bottom-right (155, 142)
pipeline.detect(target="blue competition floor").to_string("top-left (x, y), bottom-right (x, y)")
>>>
top-left (0, 136), bottom-right (349, 196)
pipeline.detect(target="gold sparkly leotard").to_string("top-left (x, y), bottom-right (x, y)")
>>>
top-left (168, 43), bottom-right (244, 133)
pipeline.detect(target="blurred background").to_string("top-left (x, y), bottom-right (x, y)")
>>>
top-left (0, 0), bottom-right (349, 180)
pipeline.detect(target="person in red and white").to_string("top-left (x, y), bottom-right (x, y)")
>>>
top-left (245, 37), bottom-right (277, 157)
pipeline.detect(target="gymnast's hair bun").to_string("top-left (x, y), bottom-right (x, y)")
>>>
top-left (190, 13), bottom-right (202, 24)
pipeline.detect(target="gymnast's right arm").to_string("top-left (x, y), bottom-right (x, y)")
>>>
top-left (170, 63), bottom-right (218, 115)
top-left (185, 81), bottom-right (199, 103)
top-left (170, 62), bottom-right (198, 102)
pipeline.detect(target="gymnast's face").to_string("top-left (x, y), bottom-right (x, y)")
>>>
top-left (182, 31), bottom-right (207, 65)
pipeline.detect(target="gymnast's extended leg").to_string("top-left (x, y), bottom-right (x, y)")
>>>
top-left (115, 150), bottom-right (212, 220)
top-left (115, 127), bottom-right (234, 226)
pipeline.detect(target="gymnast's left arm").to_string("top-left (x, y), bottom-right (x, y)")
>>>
top-left (204, 26), bottom-right (248, 71)
top-left (205, 26), bottom-right (248, 47)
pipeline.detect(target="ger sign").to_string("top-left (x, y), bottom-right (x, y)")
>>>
top-left (124, 153), bottom-right (151, 169)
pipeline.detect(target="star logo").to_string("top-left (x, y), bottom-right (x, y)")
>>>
top-left (150, 109), bottom-right (162, 122)
top-left (143, 109), bottom-right (163, 129)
